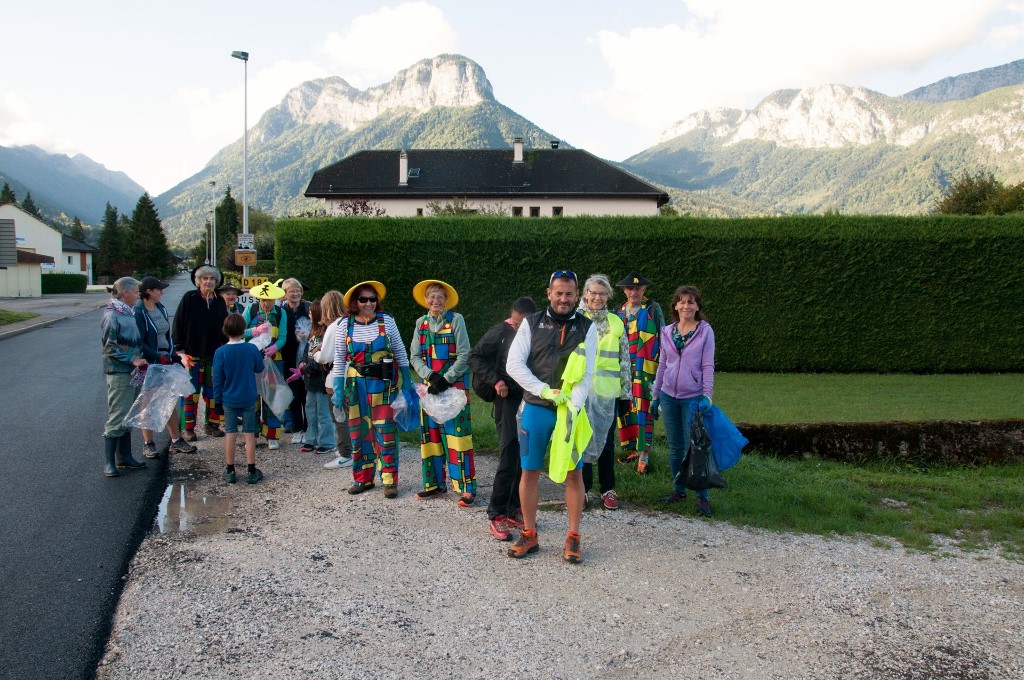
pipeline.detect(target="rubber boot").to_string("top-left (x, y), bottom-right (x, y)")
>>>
top-left (116, 432), bottom-right (146, 470)
top-left (104, 437), bottom-right (120, 478)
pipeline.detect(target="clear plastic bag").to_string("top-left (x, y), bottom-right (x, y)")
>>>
top-left (295, 316), bottom-right (311, 342)
top-left (415, 383), bottom-right (467, 424)
top-left (582, 395), bottom-right (616, 463)
top-left (257, 360), bottom-right (293, 420)
top-left (249, 333), bottom-right (272, 352)
top-left (124, 365), bottom-right (194, 431)
top-left (391, 388), bottom-right (421, 432)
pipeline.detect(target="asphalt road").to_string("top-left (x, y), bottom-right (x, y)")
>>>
top-left (0, 276), bottom-right (193, 680)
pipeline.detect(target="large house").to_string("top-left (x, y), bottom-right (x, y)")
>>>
top-left (304, 138), bottom-right (669, 217)
top-left (0, 204), bottom-right (97, 284)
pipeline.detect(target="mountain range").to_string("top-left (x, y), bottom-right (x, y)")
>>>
top-left (2, 55), bottom-right (1023, 246)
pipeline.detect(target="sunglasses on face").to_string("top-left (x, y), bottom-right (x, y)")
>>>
top-left (549, 269), bottom-right (577, 285)
top-left (357, 296), bottom-right (378, 303)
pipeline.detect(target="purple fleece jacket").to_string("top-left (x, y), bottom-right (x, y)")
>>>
top-left (652, 320), bottom-right (715, 400)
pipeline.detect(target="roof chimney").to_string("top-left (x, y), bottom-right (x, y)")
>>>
top-left (399, 150), bottom-right (408, 186)
top-left (550, 140), bottom-right (559, 149)
top-left (513, 137), bottom-right (524, 164)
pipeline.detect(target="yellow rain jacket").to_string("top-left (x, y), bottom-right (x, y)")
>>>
top-left (548, 343), bottom-right (593, 483)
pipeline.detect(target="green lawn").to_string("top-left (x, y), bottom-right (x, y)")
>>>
top-left (400, 375), bottom-right (1024, 559)
top-left (0, 309), bottom-right (39, 326)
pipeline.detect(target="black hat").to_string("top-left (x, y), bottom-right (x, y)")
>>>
top-left (138, 276), bottom-right (169, 294)
top-left (216, 283), bottom-right (242, 295)
top-left (615, 272), bottom-right (654, 287)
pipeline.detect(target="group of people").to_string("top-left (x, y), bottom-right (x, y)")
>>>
top-left (99, 266), bottom-right (716, 564)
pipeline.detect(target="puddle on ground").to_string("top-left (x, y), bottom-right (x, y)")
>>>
top-left (155, 483), bottom-right (235, 535)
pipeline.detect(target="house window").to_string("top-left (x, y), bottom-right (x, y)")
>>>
top-left (529, 207), bottom-right (540, 217)
top-left (552, 206), bottom-right (563, 216)
top-left (416, 208), bottom-right (424, 217)
top-left (67, 255), bottom-right (73, 265)
top-left (512, 207), bottom-right (523, 217)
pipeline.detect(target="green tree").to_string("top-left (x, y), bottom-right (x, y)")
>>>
top-left (95, 203), bottom-right (126, 278)
top-left (20, 191), bottom-right (41, 218)
top-left (983, 181), bottom-right (1024, 215)
top-left (69, 216), bottom-right (86, 241)
top-left (935, 171), bottom-right (1002, 215)
top-left (129, 193), bottom-right (173, 276)
top-left (0, 182), bottom-right (15, 206)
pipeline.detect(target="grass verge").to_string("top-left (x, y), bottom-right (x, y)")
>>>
top-left (0, 309), bottom-right (39, 326)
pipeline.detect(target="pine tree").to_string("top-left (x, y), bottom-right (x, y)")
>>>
top-left (0, 182), bottom-right (15, 206)
top-left (20, 191), bottom-right (41, 218)
top-left (95, 203), bottom-right (125, 277)
top-left (70, 216), bottom-right (86, 242)
top-left (129, 193), bottom-right (173, 276)
top-left (213, 187), bottom-right (240, 270)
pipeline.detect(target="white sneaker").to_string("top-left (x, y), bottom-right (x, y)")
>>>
top-left (323, 456), bottom-right (352, 469)
top-left (268, 439), bottom-right (280, 450)
top-left (291, 431), bottom-right (305, 444)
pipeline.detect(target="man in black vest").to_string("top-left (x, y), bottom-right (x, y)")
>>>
top-left (506, 270), bottom-right (597, 563)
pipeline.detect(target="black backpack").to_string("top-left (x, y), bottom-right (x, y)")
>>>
top-left (471, 370), bottom-right (497, 403)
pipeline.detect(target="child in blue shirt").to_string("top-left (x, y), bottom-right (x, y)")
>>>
top-left (213, 313), bottom-right (266, 484)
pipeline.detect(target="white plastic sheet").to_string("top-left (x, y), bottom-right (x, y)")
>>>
top-left (415, 383), bottom-right (467, 424)
top-left (124, 365), bottom-right (194, 431)
top-left (582, 394), bottom-right (616, 463)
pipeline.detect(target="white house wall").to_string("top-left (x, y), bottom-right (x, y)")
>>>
top-left (60, 250), bottom-right (94, 284)
top-left (327, 197), bottom-right (660, 217)
top-left (0, 205), bottom-right (62, 264)
top-left (0, 263), bottom-right (43, 297)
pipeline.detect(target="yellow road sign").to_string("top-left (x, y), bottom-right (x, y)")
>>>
top-left (240, 276), bottom-right (268, 288)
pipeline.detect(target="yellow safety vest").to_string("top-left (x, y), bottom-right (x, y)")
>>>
top-left (588, 312), bottom-right (623, 398)
top-left (548, 343), bottom-right (593, 483)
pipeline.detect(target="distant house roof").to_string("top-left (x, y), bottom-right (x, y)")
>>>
top-left (17, 249), bottom-right (55, 264)
top-left (62, 234), bottom-right (98, 253)
top-left (304, 149), bottom-right (669, 206)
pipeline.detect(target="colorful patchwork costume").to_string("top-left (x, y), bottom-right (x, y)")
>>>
top-left (411, 309), bottom-right (476, 496)
top-left (243, 302), bottom-right (286, 442)
top-left (615, 290), bottom-right (665, 471)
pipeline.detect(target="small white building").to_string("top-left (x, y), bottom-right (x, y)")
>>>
top-left (304, 138), bottom-right (669, 217)
top-left (0, 204), bottom-right (97, 287)
top-left (61, 234), bottom-right (97, 284)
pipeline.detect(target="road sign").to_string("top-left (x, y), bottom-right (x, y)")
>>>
top-left (235, 249), bottom-right (257, 266)
top-left (237, 233), bottom-right (255, 250)
top-left (240, 276), bottom-right (268, 289)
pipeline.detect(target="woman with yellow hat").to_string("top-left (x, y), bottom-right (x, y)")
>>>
top-left (243, 279), bottom-right (288, 450)
top-left (330, 281), bottom-right (413, 498)
top-left (408, 279), bottom-right (477, 506)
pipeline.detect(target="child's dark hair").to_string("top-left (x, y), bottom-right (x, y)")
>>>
top-left (512, 296), bottom-right (537, 315)
top-left (223, 313), bottom-right (246, 338)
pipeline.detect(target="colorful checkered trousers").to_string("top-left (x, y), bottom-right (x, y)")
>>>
top-left (616, 302), bottom-right (662, 464)
top-left (181, 356), bottom-right (223, 431)
top-left (345, 314), bottom-right (398, 487)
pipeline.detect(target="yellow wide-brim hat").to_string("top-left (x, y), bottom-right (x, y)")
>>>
top-left (413, 279), bottom-right (459, 310)
top-left (250, 279), bottom-right (286, 300)
top-left (343, 280), bottom-right (387, 309)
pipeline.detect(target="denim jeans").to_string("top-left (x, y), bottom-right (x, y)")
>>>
top-left (660, 393), bottom-right (708, 498)
top-left (304, 390), bottom-right (336, 449)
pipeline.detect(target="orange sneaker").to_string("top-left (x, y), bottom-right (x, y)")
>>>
top-left (563, 532), bottom-right (582, 563)
top-left (636, 459), bottom-right (650, 475)
top-left (507, 528), bottom-right (539, 558)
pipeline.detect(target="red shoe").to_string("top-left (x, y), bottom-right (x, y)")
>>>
top-left (488, 517), bottom-right (511, 541)
top-left (601, 490), bottom-right (619, 510)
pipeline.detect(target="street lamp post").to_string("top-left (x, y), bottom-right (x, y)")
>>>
top-left (207, 210), bottom-right (215, 265)
top-left (208, 180), bottom-right (217, 269)
top-left (230, 50), bottom-right (249, 278)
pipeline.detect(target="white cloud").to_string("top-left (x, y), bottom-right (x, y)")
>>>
top-left (0, 93), bottom-right (76, 155)
top-left (317, 2), bottom-right (458, 87)
top-left (987, 2), bottom-right (1024, 48)
top-left (589, 0), bottom-right (1008, 136)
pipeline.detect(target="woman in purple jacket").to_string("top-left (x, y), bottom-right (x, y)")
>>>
top-left (651, 285), bottom-right (716, 516)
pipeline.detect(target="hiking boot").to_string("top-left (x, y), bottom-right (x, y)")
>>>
top-left (457, 493), bottom-right (475, 508)
top-left (697, 497), bottom-right (712, 517)
top-left (142, 441), bottom-right (159, 459)
top-left (489, 517), bottom-right (511, 541)
top-left (507, 529), bottom-right (539, 559)
top-left (662, 492), bottom-right (687, 503)
top-left (383, 486), bottom-right (398, 499)
top-left (224, 468), bottom-right (237, 484)
top-left (184, 429), bottom-right (198, 442)
top-left (563, 532), bottom-right (582, 564)
top-left (348, 481), bottom-right (375, 495)
top-left (299, 443), bottom-right (316, 453)
top-left (246, 467), bottom-right (264, 484)
top-left (602, 490), bottom-right (619, 510)
top-left (416, 487), bottom-right (446, 500)
top-left (171, 437), bottom-right (198, 454)
top-left (617, 451), bottom-right (639, 464)
top-left (204, 424), bottom-right (225, 438)
top-left (324, 456), bottom-right (353, 469)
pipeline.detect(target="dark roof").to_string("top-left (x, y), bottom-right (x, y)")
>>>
top-left (62, 234), bottom-right (98, 253)
top-left (304, 149), bottom-right (669, 206)
top-left (17, 249), bottom-right (55, 264)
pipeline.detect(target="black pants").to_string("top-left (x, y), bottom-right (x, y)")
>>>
top-left (582, 422), bottom-right (616, 494)
top-left (487, 393), bottom-right (523, 520)
top-left (288, 380), bottom-right (307, 433)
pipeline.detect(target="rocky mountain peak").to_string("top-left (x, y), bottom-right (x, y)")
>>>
top-left (252, 54), bottom-right (494, 143)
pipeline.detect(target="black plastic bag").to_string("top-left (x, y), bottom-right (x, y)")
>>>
top-left (683, 408), bottom-right (727, 491)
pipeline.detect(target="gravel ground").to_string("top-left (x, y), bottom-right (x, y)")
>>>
top-left (98, 433), bottom-right (1024, 679)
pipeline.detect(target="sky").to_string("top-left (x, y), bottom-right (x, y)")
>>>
top-left (2, 1), bottom-right (1020, 197)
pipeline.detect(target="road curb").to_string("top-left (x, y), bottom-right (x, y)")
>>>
top-left (0, 303), bottom-right (104, 341)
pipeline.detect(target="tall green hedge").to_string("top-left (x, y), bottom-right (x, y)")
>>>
top-left (41, 273), bottom-right (88, 294)
top-left (275, 215), bottom-right (1024, 372)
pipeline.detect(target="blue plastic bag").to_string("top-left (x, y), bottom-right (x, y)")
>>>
top-left (391, 387), bottom-right (421, 433)
top-left (703, 404), bottom-right (747, 471)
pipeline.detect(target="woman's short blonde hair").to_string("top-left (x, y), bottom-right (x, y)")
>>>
top-left (281, 278), bottom-right (303, 294)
